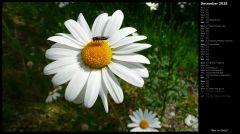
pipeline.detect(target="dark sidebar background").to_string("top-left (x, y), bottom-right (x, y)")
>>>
top-left (199, 0), bottom-right (238, 133)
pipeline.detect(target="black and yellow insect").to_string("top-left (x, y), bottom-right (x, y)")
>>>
top-left (92, 36), bottom-right (109, 41)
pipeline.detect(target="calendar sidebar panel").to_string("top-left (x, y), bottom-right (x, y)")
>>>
top-left (199, 1), bottom-right (237, 133)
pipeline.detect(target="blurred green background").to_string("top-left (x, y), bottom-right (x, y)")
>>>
top-left (2, 2), bottom-right (198, 132)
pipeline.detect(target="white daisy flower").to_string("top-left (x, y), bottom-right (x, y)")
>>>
top-left (145, 2), bottom-right (159, 11)
top-left (45, 85), bottom-right (62, 103)
top-left (128, 108), bottom-right (161, 132)
top-left (56, 2), bottom-right (70, 8)
top-left (45, 91), bottom-right (61, 103)
top-left (43, 10), bottom-right (151, 113)
top-left (185, 114), bottom-right (198, 127)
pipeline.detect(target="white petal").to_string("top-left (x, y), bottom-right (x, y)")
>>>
top-left (148, 128), bottom-right (159, 132)
top-left (47, 36), bottom-right (82, 49)
top-left (113, 61), bottom-right (149, 78)
top-left (64, 19), bottom-right (91, 44)
top-left (133, 111), bottom-right (141, 121)
top-left (52, 95), bottom-right (57, 100)
top-left (77, 13), bottom-right (92, 39)
top-left (102, 68), bottom-right (123, 103)
top-left (143, 128), bottom-right (158, 132)
top-left (146, 114), bottom-right (154, 122)
top-left (107, 27), bottom-right (137, 45)
top-left (103, 10), bottom-right (124, 36)
top-left (142, 128), bottom-right (149, 132)
top-left (48, 97), bottom-right (53, 103)
top-left (84, 70), bottom-right (101, 108)
top-left (130, 127), bottom-right (142, 132)
top-left (51, 43), bottom-right (80, 51)
top-left (54, 92), bottom-right (61, 97)
top-left (149, 118), bottom-right (158, 125)
top-left (129, 115), bottom-right (139, 124)
top-left (51, 63), bottom-right (79, 86)
top-left (149, 113), bottom-right (157, 120)
top-left (146, 3), bottom-right (152, 7)
top-left (113, 43), bottom-right (151, 54)
top-left (45, 96), bottom-right (52, 103)
top-left (150, 118), bottom-right (160, 125)
top-left (65, 67), bottom-right (90, 101)
top-left (43, 57), bottom-right (78, 75)
top-left (138, 108), bottom-right (144, 118)
top-left (111, 36), bottom-right (147, 48)
top-left (193, 123), bottom-right (198, 130)
top-left (45, 48), bottom-right (79, 60)
top-left (56, 33), bottom-right (85, 46)
top-left (99, 88), bottom-right (109, 113)
top-left (108, 60), bottom-right (144, 87)
top-left (144, 114), bottom-right (152, 122)
top-left (113, 53), bottom-right (150, 64)
top-left (127, 123), bottom-right (139, 128)
top-left (143, 109), bottom-right (149, 118)
top-left (91, 13), bottom-right (109, 37)
top-left (72, 84), bottom-right (87, 104)
top-left (150, 123), bottom-right (161, 128)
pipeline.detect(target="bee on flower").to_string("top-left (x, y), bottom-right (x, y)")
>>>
top-left (43, 10), bottom-right (151, 112)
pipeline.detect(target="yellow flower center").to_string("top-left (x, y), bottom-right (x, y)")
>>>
top-left (81, 40), bottom-right (112, 69)
top-left (139, 120), bottom-right (149, 129)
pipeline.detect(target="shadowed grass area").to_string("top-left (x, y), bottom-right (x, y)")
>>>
top-left (3, 2), bottom-right (198, 132)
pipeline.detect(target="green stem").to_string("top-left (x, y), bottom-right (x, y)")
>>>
top-left (109, 100), bottom-right (126, 131)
